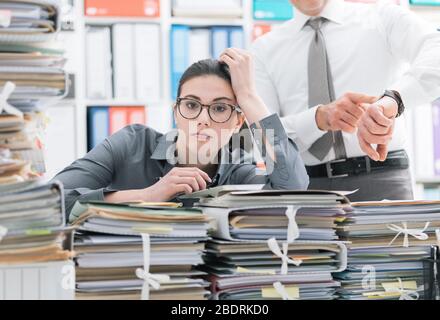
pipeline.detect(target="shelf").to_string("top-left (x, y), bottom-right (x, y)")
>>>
top-left (84, 16), bottom-right (162, 25)
top-left (85, 99), bottom-right (149, 106)
top-left (85, 99), bottom-right (172, 107)
top-left (416, 177), bottom-right (440, 184)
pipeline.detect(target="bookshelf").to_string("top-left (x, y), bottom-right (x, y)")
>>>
top-left (43, 0), bottom-right (440, 200)
top-left (69, 0), bottom-right (288, 159)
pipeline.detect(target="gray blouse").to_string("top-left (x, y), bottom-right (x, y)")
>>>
top-left (52, 113), bottom-right (309, 218)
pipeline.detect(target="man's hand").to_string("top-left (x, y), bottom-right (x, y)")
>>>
top-left (315, 92), bottom-right (377, 133)
top-left (357, 96), bottom-right (398, 161)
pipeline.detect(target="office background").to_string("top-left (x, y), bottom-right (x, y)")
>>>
top-left (42, 0), bottom-right (440, 199)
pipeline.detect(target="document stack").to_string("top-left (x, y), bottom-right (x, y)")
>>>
top-left (0, 180), bottom-right (74, 300)
top-left (185, 186), bottom-right (349, 300)
top-left (70, 201), bottom-right (213, 300)
top-left (203, 239), bottom-right (345, 300)
top-left (189, 186), bottom-right (350, 241)
top-left (335, 200), bottom-right (440, 300)
top-left (0, 0), bottom-right (67, 174)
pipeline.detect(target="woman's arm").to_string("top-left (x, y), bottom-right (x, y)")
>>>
top-left (53, 126), bottom-right (212, 218)
top-left (219, 48), bottom-right (309, 190)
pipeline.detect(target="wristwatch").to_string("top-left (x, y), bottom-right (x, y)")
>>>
top-left (382, 90), bottom-right (405, 117)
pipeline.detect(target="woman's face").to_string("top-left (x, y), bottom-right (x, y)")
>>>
top-left (174, 75), bottom-right (244, 165)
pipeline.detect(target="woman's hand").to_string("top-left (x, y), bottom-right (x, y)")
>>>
top-left (219, 48), bottom-right (270, 125)
top-left (105, 167), bottom-right (211, 203)
top-left (219, 48), bottom-right (257, 104)
top-left (146, 167), bottom-right (212, 201)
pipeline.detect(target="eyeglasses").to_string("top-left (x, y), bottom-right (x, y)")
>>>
top-left (176, 97), bottom-right (241, 123)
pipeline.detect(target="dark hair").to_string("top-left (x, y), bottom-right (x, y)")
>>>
top-left (176, 59), bottom-right (232, 98)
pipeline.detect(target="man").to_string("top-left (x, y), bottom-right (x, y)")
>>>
top-left (251, 0), bottom-right (440, 201)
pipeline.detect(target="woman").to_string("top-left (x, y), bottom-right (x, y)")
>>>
top-left (53, 49), bottom-right (309, 217)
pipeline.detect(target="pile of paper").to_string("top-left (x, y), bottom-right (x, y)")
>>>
top-left (0, 1), bottom-right (66, 110)
top-left (0, 44), bottom-right (67, 112)
top-left (202, 239), bottom-right (345, 300)
top-left (184, 186), bottom-right (349, 300)
top-left (335, 200), bottom-right (440, 300)
top-left (187, 186), bottom-right (349, 241)
top-left (0, 112), bottom-right (46, 175)
top-left (70, 201), bottom-right (213, 300)
top-left (0, 0), bottom-right (60, 42)
top-left (0, 180), bottom-right (72, 265)
top-left (0, 2), bottom-right (66, 175)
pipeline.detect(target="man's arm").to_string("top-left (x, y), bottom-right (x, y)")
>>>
top-left (357, 3), bottom-right (440, 161)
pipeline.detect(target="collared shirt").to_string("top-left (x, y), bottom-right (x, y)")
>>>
top-left (250, 0), bottom-right (440, 166)
top-left (52, 113), bottom-right (309, 218)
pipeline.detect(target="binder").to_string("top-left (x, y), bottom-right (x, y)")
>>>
top-left (189, 28), bottom-right (211, 64)
top-left (112, 24), bottom-right (135, 100)
top-left (134, 24), bottom-right (161, 102)
top-left (253, 0), bottom-right (294, 21)
top-left (109, 106), bottom-right (146, 135)
top-left (85, 0), bottom-right (160, 17)
top-left (127, 106), bottom-right (146, 126)
top-left (85, 27), bottom-right (112, 99)
top-left (109, 107), bottom-right (128, 135)
top-left (211, 27), bottom-right (229, 59)
top-left (170, 25), bottom-right (190, 99)
top-left (228, 27), bottom-right (244, 49)
top-left (87, 106), bottom-right (109, 151)
top-left (147, 106), bottom-right (172, 133)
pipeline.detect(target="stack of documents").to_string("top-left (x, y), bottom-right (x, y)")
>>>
top-left (183, 186), bottom-right (350, 300)
top-left (335, 200), bottom-right (440, 300)
top-left (70, 201), bottom-right (213, 300)
top-left (0, 180), bottom-right (72, 265)
top-left (0, 1), bottom-right (66, 109)
top-left (0, 43), bottom-right (67, 112)
top-left (0, 112), bottom-right (46, 174)
top-left (0, 0), bottom-right (60, 42)
top-left (186, 186), bottom-right (350, 241)
top-left (203, 239), bottom-right (345, 300)
top-left (0, 3), bottom-right (66, 174)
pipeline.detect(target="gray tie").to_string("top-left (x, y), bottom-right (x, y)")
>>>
top-left (307, 17), bottom-right (346, 161)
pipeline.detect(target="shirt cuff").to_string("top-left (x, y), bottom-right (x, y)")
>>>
top-left (76, 188), bottom-right (106, 202)
top-left (390, 74), bottom-right (431, 108)
top-left (250, 113), bottom-right (288, 141)
top-left (281, 105), bottom-right (326, 149)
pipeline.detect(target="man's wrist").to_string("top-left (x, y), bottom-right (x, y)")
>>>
top-left (378, 96), bottom-right (398, 118)
top-left (382, 90), bottom-right (404, 117)
top-left (315, 104), bottom-right (329, 131)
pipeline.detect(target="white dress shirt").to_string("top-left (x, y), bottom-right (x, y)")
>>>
top-left (250, 0), bottom-right (440, 166)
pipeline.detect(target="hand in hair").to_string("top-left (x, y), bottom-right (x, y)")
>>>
top-left (219, 48), bottom-right (270, 126)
